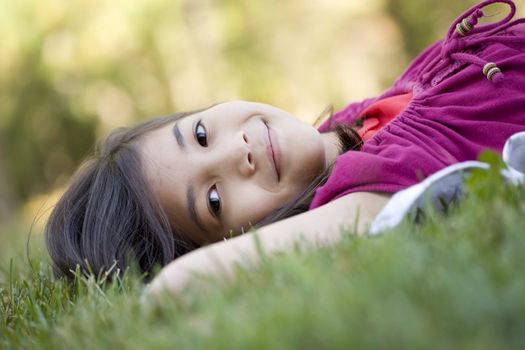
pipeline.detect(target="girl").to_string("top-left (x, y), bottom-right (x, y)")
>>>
top-left (45, 0), bottom-right (525, 295)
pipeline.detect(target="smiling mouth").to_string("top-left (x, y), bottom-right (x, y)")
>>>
top-left (264, 122), bottom-right (280, 182)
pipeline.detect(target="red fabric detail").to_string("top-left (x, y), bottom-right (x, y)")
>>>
top-left (356, 92), bottom-right (413, 142)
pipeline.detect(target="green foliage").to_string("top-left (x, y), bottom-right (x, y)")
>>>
top-left (388, 0), bottom-right (484, 56)
top-left (1, 161), bottom-right (525, 349)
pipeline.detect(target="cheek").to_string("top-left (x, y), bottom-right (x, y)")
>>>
top-left (245, 194), bottom-right (279, 224)
top-left (287, 137), bottom-right (325, 182)
top-left (286, 122), bottom-right (323, 155)
top-left (225, 185), bottom-right (286, 230)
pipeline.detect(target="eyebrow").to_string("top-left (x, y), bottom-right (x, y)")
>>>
top-left (173, 121), bottom-right (185, 149)
top-left (187, 184), bottom-right (208, 235)
top-left (173, 120), bottom-right (206, 233)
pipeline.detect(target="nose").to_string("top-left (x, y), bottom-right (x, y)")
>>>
top-left (210, 130), bottom-right (254, 178)
top-left (235, 130), bottom-right (255, 177)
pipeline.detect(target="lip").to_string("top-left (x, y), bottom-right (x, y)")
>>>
top-left (264, 122), bottom-right (281, 182)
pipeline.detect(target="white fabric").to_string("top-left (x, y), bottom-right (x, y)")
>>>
top-left (502, 131), bottom-right (525, 186)
top-left (369, 131), bottom-right (525, 235)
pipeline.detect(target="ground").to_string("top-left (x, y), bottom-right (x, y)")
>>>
top-left (1, 152), bottom-right (525, 349)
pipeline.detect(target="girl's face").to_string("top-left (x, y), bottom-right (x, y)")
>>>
top-left (140, 101), bottom-right (338, 245)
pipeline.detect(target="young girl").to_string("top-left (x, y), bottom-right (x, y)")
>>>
top-left (45, 0), bottom-right (525, 295)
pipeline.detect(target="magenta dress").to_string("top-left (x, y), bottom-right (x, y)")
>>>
top-left (310, 0), bottom-right (525, 209)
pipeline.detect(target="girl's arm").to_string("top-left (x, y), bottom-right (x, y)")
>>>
top-left (148, 192), bottom-right (391, 297)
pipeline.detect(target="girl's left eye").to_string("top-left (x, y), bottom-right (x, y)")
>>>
top-left (194, 120), bottom-right (208, 147)
top-left (207, 186), bottom-right (221, 217)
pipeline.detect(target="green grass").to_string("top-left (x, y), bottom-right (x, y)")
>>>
top-left (2, 153), bottom-right (525, 349)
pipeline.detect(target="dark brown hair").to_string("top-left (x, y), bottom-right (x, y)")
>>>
top-left (45, 111), bottom-right (200, 280)
top-left (45, 106), bottom-right (362, 280)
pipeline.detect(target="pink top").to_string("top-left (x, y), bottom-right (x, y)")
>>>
top-left (310, 0), bottom-right (525, 209)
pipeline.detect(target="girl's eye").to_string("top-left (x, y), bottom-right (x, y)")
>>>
top-left (194, 120), bottom-right (208, 147)
top-left (207, 186), bottom-right (221, 217)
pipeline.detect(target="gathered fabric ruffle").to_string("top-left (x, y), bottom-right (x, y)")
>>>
top-left (311, 0), bottom-right (525, 209)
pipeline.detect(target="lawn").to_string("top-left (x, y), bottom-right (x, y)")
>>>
top-left (2, 154), bottom-right (525, 349)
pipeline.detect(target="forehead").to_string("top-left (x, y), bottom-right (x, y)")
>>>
top-left (140, 122), bottom-right (177, 187)
top-left (139, 121), bottom-right (208, 242)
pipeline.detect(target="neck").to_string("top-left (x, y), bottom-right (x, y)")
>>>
top-left (320, 131), bottom-right (340, 170)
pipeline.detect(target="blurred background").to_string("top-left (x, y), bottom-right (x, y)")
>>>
top-left (0, 0), bottom-right (523, 240)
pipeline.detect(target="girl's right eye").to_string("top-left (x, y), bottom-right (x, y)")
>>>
top-left (207, 186), bottom-right (221, 218)
top-left (194, 120), bottom-right (208, 147)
